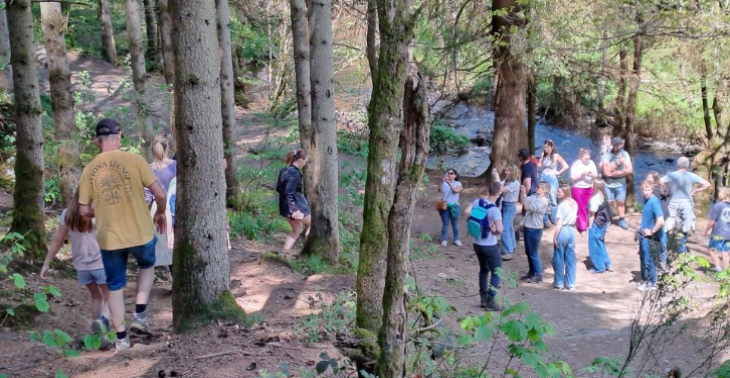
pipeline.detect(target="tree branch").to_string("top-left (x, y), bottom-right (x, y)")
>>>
top-left (31, 0), bottom-right (94, 6)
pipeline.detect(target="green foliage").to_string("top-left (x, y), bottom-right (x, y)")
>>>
top-left (295, 292), bottom-right (356, 344)
top-left (580, 356), bottom-right (623, 376)
top-left (337, 129), bottom-right (369, 158)
top-left (430, 120), bottom-right (469, 154)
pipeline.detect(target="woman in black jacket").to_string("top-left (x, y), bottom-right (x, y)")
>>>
top-left (277, 149), bottom-right (311, 256)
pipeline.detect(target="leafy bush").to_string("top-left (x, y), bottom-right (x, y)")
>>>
top-left (430, 120), bottom-right (469, 154)
top-left (337, 129), bottom-right (369, 157)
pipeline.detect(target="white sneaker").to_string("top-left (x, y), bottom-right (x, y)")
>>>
top-left (115, 334), bottom-right (131, 353)
top-left (637, 282), bottom-right (657, 292)
top-left (441, 241), bottom-right (447, 247)
top-left (454, 240), bottom-right (462, 246)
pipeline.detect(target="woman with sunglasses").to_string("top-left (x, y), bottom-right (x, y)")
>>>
top-left (438, 169), bottom-right (463, 246)
top-left (538, 140), bottom-right (568, 226)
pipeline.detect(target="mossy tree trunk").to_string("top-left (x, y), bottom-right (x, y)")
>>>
top-left (366, 0), bottom-right (379, 76)
top-left (216, 0), bottom-right (239, 202)
top-left (170, 0), bottom-right (244, 332)
top-left (289, 0), bottom-right (315, 202)
top-left (7, 0), bottom-right (47, 260)
top-left (143, 0), bottom-right (161, 70)
top-left (300, 0), bottom-right (340, 263)
top-left (125, 0), bottom-right (155, 159)
top-left (614, 48), bottom-right (628, 136)
top-left (378, 73), bottom-right (429, 378)
top-left (40, 2), bottom-right (79, 208)
top-left (0, 7), bottom-right (12, 91)
top-left (486, 0), bottom-right (527, 176)
top-left (527, 76), bottom-right (537, 156)
top-left (623, 9), bottom-right (643, 210)
top-left (99, 0), bottom-right (118, 66)
top-left (356, 0), bottom-right (414, 338)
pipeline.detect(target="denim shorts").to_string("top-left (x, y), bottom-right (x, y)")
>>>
top-left (606, 184), bottom-right (627, 202)
top-left (709, 237), bottom-right (730, 253)
top-left (77, 268), bottom-right (107, 286)
top-left (101, 237), bottom-right (157, 291)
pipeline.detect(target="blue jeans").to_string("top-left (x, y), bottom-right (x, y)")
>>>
top-left (501, 202), bottom-right (517, 254)
top-left (101, 237), bottom-right (157, 291)
top-left (439, 205), bottom-right (461, 242)
top-left (588, 223), bottom-right (612, 272)
top-left (541, 174), bottom-right (558, 225)
top-left (524, 227), bottom-right (543, 277)
top-left (474, 244), bottom-right (502, 300)
top-left (639, 237), bottom-right (659, 284)
top-left (552, 226), bottom-right (576, 288)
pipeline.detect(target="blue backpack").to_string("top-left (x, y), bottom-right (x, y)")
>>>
top-left (467, 199), bottom-right (496, 239)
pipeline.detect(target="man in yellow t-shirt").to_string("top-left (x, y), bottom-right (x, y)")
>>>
top-left (79, 119), bottom-right (167, 353)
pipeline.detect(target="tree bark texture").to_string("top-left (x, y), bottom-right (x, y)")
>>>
top-left (623, 30), bottom-right (643, 209)
top-left (366, 0), bottom-right (379, 76)
top-left (356, 0), bottom-right (414, 336)
top-left (216, 0), bottom-right (239, 202)
top-left (40, 2), bottom-right (79, 208)
top-left (99, 0), bottom-right (118, 66)
top-left (170, 0), bottom-right (243, 332)
top-left (378, 73), bottom-right (429, 378)
top-left (144, 0), bottom-right (161, 70)
top-left (289, 0), bottom-right (314, 202)
top-left (125, 0), bottom-right (156, 159)
top-left (7, 0), bottom-right (47, 260)
top-left (701, 73), bottom-right (713, 140)
top-left (487, 0), bottom-right (526, 176)
top-left (301, 0), bottom-right (340, 263)
top-left (527, 77), bottom-right (537, 156)
top-left (614, 48), bottom-right (628, 136)
top-left (0, 7), bottom-right (13, 91)
top-left (157, 0), bottom-right (174, 85)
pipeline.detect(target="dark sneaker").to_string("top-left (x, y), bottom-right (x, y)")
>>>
top-left (129, 313), bottom-right (151, 335)
top-left (519, 274), bottom-right (533, 281)
top-left (91, 318), bottom-right (106, 335)
top-left (480, 294), bottom-right (488, 308)
top-left (526, 276), bottom-right (543, 283)
top-left (484, 300), bottom-right (503, 312)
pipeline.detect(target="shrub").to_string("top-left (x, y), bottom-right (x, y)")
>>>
top-left (430, 120), bottom-right (469, 154)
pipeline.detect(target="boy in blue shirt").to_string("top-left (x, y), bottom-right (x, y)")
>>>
top-left (637, 180), bottom-right (666, 291)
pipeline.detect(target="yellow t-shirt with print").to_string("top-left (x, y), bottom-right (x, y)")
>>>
top-left (79, 150), bottom-right (159, 250)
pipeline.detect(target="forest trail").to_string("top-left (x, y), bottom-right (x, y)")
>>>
top-left (0, 54), bottom-right (725, 377)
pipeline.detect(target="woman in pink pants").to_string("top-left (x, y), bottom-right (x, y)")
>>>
top-left (570, 148), bottom-right (598, 233)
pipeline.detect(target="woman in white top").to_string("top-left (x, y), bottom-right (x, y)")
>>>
top-left (570, 148), bottom-right (598, 233)
top-left (438, 168), bottom-right (463, 246)
top-left (552, 183), bottom-right (578, 290)
top-left (492, 165), bottom-right (520, 259)
top-left (520, 181), bottom-right (550, 283)
top-left (538, 140), bottom-right (569, 225)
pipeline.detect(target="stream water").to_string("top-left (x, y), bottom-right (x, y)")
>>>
top-left (426, 102), bottom-right (682, 190)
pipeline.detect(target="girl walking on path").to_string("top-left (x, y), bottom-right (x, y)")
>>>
top-left (587, 179), bottom-right (613, 274)
top-left (520, 181), bottom-right (550, 283)
top-left (495, 165), bottom-right (520, 259)
top-left (704, 187), bottom-right (730, 272)
top-left (570, 148), bottom-right (598, 233)
top-left (552, 183), bottom-right (578, 290)
top-left (538, 140), bottom-right (569, 225)
top-left (145, 134), bottom-right (177, 204)
top-left (438, 168), bottom-right (463, 247)
top-left (41, 190), bottom-right (111, 334)
top-left (277, 150), bottom-right (311, 257)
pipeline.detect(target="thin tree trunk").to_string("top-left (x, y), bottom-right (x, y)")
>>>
top-left (300, 0), bottom-right (340, 263)
top-left (527, 77), bottom-right (537, 156)
top-left (170, 0), bottom-right (245, 332)
top-left (624, 28), bottom-right (643, 210)
top-left (289, 0), bottom-right (314, 202)
top-left (40, 2), bottom-right (78, 208)
top-left (366, 0), bottom-right (379, 76)
top-left (99, 0), bottom-right (118, 66)
top-left (614, 48), bottom-right (628, 136)
top-left (0, 7), bottom-right (13, 90)
top-left (125, 0), bottom-right (155, 159)
top-left (701, 73), bottom-right (713, 141)
top-left (7, 0), bottom-right (47, 260)
top-left (143, 0), bottom-right (161, 70)
top-left (357, 0), bottom-right (414, 338)
top-left (712, 81), bottom-right (724, 139)
top-left (597, 35), bottom-right (608, 127)
top-left (216, 0), bottom-right (239, 202)
top-left (486, 0), bottom-right (527, 176)
top-left (157, 0), bottom-right (174, 85)
top-left (378, 73), bottom-right (429, 378)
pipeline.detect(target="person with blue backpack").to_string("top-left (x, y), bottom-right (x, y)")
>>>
top-left (467, 182), bottom-right (504, 311)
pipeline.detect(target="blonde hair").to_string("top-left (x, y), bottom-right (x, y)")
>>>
top-left (592, 179), bottom-right (609, 201)
top-left (503, 163), bottom-right (518, 183)
top-left (558, 183), bottom-right (577, 214)
top-left (151, 133), bottom-right (170, 165)
top-left (538, 181), bottom-right (551, 197)
top-left (718, 187), bottom-right (730, 202)
top-left (578, 148), bottom-right (592, 158)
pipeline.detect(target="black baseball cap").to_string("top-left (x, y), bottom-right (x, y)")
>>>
top-left (95, 118), bottom-right (122, 137)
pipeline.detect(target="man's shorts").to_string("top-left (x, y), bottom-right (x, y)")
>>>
top-left (77, 268), bottom-right (107, 286)
top-left (709, 236), bottom-right (730, 253)
top-left (606, 184), bottom-right (627, 202)
top-left (101, 237), bottom-right (157, 291)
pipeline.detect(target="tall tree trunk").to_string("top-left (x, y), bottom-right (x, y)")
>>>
top-left (366, 0), bottom-right (379, 76)
top-left (289, 0), bottom-right (314, 202)
top-left (712, 81), bottom-right (724, 138)
top-left (157, 0), bottom-right (174, 85)
top-left (597, 35), bottom-right (608, 127)
top-left (356, 0), bottom-right (414, 337)
top-left (40, 2), bottom-right (78, 208)
top-left (143, 0), bottom-right (161, 70)
top-left (378, 73), bottom-right (429, 378)
top-left (170, 0), bottom-right (245, 332)
top-left (7, 0), bottom-right (47, 260)
top-left (624, 28), bottom-right (643, 210)
top-left (216, 0), bottom-right (239, 202)
top-left (0, 7), bottom-right (13, 91)
top-left (99, 0), bottom-right (118, 66)
top-left (614, 48), bottom-right (628, 136)
top-left (527, 77), bottom-right (537, 156)
top-left (486, 0), bottom-right (527, 176)
top-left (125, 0), bottom-right (155, 159)
top-left (701, 73), bottom-right (713, 141)
top-left (300, 0), bottom-right (340, 263)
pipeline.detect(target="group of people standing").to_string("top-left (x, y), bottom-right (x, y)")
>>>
top-left (437, 135), bottom-right (728, 310)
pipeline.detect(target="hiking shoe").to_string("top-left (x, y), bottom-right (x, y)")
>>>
top-left (567, 286), bottom-right (576, 291)
top-left (484, 300), bottom-right (503, 312)
top-left (115, 334), bottom-right (131, 353)
top-left (588, 269), bottom-right (604, 274)
top-left (618, 219), bottom-right (629, 230)
top-left (479, 294), bottom-right (488, 308)
top-left (605, 265), bottom-right (614, 272)
top-left (454, 240), bottom-right (463, 247)
top-left (637, 282), bottom-right (657, 292)
top-left (90, 317), bottom-right (108, 335)
top-left (441, 241), bottom-right (447, 247)
top-left (129, 313), bottom-right (151, 335)
top-left (552, 285), bottom-right (564, 290)
top-left (519, 274), bottom-right (533, 281)
top-left (501, 253), bottom-right (514, 261)
top-left (526, 276), bottom-right (543, 284)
